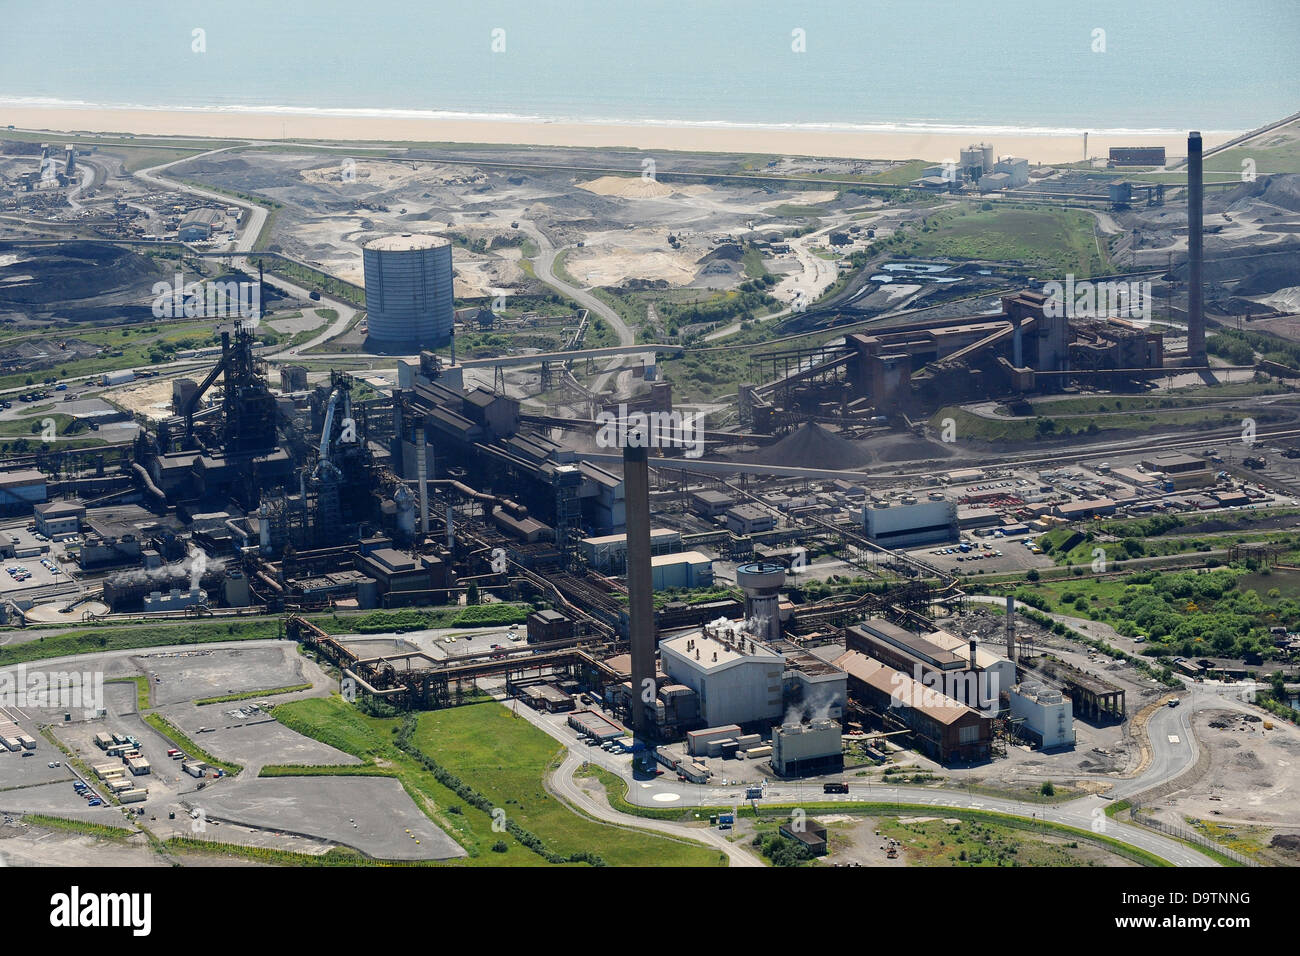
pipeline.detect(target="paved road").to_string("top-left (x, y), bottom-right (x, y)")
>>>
top-left (549, 750), bottom-right (764, 867)
top-left (134, 146), bottom-right (358, 362)
top-left (516, 219), bottom-right (637, 397)
top-left (504, 686), bottom-right (1219, 866)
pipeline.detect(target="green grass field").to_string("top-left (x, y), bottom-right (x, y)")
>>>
top-left (1207, 119), bottom-right (1300, 177)
top-left (0, 618), bottom-right (283, 667)
top-left (900, 205), bottom-right (1109, 277)
top-left (411, 703), bottom-right (724, 866)
top-left (268, 697), bottom-right (723, 866)
top-left (876, 816), bottom-right (1124, 866)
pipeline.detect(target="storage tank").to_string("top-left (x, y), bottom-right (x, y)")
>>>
top-left (362, 234), bottom-right (454, 351)
top-left (355, 576), bottom-right (380, 610)
top-left (980, 143), bottom-right (995, 171)
top-left (223, 570), bottom-right (251, 607)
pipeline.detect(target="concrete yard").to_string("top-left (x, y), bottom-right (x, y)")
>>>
top-left (192, 776), bottom-right (466, 861)
top-left (136, 644), bottom-right (309, 707)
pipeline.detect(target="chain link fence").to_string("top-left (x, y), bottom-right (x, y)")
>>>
top-left (1129, 802), bottom-right (1261, 867)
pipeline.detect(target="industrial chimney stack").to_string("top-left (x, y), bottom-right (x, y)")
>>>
top-left (624, 442), bottom-right (656, 737)
top-left (1187, 131), bottom-right (1206, 366)
top-left (1005, 594), bottom-right (1016, 663)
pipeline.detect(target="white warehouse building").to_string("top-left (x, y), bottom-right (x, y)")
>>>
top-left (660, 622), bottom-right (784, 728)
top-left (862, 499), bottom-right (957, 549)
top-left (1009, 682), bottom-right (1075, 749)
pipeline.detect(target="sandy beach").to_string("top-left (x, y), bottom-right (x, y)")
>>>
top-left (0, 105), bottom-right (1236, 165)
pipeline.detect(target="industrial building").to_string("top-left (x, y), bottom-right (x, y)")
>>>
top-left (862, 499), bottom-right (957, 549)
top-left (747, 285), bottom-right (1171, 430)
top-left (835, 650), bottom-right (992, 764)
top-left (659, 622), bottom-right (784, 729)
top-left (778, 817), bottom-right (828, 855)
top-left (518, 683), bottom-right (575, 713)
top-left (847, 620), bottom-right (1013, 713)
top-left (1109, 146), bottom-right (1166, 167)
top-left (0, 469), bottom-right (47, 515)
top-left (34, 499), bottom-right (84, 538)
top-left (527, 609), bottom-right (574, 644)
top-left (686, 724), bottom-right (742, 757)
top-left (690, 489), bottom-right (735, 518)
top-left (651, 550), bottom-right (713, 589)
top-left (1009, 682), bottom-right (1075, 749)
top-left (143, 587), bottom-right (207, 612)
top-left (362, 234), bottom-right (455, 351)
top-left (770, 719), bottom-right (844, 777)
top-left (725, 503), bottom-right (776, 535)
top-left (579, 528), bottom-right (681, 572)
top-left (178, 208), bottom-right (222, 241)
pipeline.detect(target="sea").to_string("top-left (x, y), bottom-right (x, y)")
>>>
top-left (1, 0), bottom-right (1296, 137)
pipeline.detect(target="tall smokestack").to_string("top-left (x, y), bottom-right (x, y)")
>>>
top-left (416, 424), bottom-right (430, 536)
top-left (624, 442), bottom-right (656, 737)
top-left (1005, 594), bottom-right (1016, 663)
top-left (1187, 131), bottom-right (1206, 365)
top-left (1003, 595), bottom-right (1013, 660)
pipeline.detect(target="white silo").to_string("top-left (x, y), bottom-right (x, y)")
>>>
top-left (362, 234), bottom-right (454, 351)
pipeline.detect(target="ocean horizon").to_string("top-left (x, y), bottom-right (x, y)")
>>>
top-left (1, 0), bottom-right (1295, 138)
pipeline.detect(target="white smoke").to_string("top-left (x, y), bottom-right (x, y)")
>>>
top-left (189, 548), bottom-right (207, 591)
top-left (784, 683), bottom-right (839, 728)
top-left (107, 548), bottom-right (224, 589)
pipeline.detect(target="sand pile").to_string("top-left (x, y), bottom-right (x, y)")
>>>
top-left (578, 176), bottom-right (677, 199)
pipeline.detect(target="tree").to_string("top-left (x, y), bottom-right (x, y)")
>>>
top-left (466, 582), bottom-right (480, 606)
top-left (1040, 781), bottom-right (1055, 796)
top-left (1026, 569), bottom-right (1040, 582)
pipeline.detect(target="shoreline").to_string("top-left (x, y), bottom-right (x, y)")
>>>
top-left (0, 105), bottom-right (1238, 166)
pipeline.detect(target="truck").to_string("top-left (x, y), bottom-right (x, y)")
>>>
top-left (1244, 457), bottom-right (1266, 470)
top-left (823, 782), bottom-right (850, 794)
top-left (717, 812), bottom-right (735, 830)
top-left (745, 785), bottom-right (764, 800)
top-left (100, 369), bottom-right (135, 387)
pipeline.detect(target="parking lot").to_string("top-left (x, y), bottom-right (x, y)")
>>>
top-left (0, 525), bottom-right (68, 596)
top-left (911, 535), bottom-right (1053, 574)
